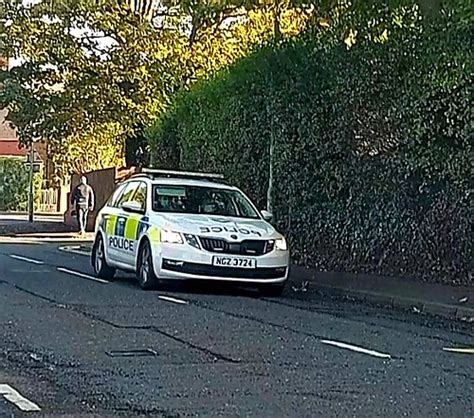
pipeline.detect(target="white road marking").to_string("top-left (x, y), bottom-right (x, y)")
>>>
top-left (0, 237), bottom-right (93, 244)
top-left (320, 339), bottom-right (391, 359)
top-left (443, 347), bottom-right (474, 355)
top-left (158, 295), bottom-right (189, 305)
top-left (57, 267), bottom-right (109, 284)
top-left (0, 384), bottom-right (41, 412)
top-left (58, 245), bottom-right (91, 257)
top-left (9, 254), bottom-right (44, 265)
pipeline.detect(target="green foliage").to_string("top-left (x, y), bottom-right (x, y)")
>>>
top-left (0, 0), bottom-right (167, 144)
top-left (0, 0), bottom-right (311, 179)
top-left (50, 123), bottom-right (125, 181)
top-left (0, 158), bottom-right (41, 211)
top-left (148, 4), bottom-right (473, 284)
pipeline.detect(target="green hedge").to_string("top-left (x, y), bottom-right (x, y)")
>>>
top-left (0, 158), bottom-right (41, 212)
top-left (147, 19), bottom-right (473, 285)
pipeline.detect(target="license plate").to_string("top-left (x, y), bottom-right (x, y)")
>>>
top-left (212, 256), bottom-right (256, 269)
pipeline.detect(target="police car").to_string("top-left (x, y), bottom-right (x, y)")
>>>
top-left (91, 169), bottom-right (290, 295)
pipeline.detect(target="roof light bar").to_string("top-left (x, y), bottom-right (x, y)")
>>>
top-left (140, 168), bottom-right (225, 180)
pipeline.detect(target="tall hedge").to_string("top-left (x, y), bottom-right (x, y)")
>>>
top-left (0, 158), bottom-right (41, 212)
top-left (147, 17), bottom-right (473, 285)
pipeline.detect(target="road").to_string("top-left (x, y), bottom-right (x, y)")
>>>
top-left (0, 238), bottom-right (472, 417)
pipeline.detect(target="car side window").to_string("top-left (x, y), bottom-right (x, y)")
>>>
top-left (107, 183), bottom-right (126, 208)
top-left (115, 182), bottom-right (139, 208)
top-left (232, 193), bottom-right (257, 218)
top-left (132, 182), bottom-right (147, 211)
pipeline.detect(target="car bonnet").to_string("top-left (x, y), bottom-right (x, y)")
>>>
top-left (151, 213), bottom-right (277, 240)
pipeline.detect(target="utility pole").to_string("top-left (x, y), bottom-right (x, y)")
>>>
top-left (266, 2), bottom-right (281, 215)
top-left (267, 110), bottom-right (275, 214)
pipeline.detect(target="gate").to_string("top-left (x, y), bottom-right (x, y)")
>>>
top-left (38, 180), bottom-right (59, 212)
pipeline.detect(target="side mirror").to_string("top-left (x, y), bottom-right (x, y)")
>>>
top-left (121, 201), bottom-right (144, 214)
top-left (261, 210), bottom-right (273, 222)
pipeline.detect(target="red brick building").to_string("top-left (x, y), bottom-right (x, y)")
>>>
top-left (0, 57), bottom-right (27, 159)
top-left (0, 109), bottom-right (27, 158)
top-left (0, 57), bottom-right (47, 163)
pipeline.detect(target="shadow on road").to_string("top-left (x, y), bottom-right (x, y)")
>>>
top-left (113, 273), bottom-right (264, 298)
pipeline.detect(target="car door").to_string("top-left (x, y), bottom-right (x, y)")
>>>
top-left (105, 181), bottom-right (140, 264)
top-left (117, 181), bottom-right (148, 267)
top-left (97, 182), bottom-right (126, 262)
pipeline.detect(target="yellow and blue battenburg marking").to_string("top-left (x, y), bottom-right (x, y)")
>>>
top-left (115, 216), bottom-right (127, 237)
top-left (137, 216), bottom-right (150, 240)
top-left (101, 214), bottom-right (153, 241)
top-left (148, 226), bottom-right (160, 243)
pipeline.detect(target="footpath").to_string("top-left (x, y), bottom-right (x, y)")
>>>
top-left (0, 212), bottom-right (92, 243)
top-left (293, 267), bottom-right (473, 322)
top-left (1, 213), bottom-right (472, 322)
top-left (0, 212), bottom-right (74, 236)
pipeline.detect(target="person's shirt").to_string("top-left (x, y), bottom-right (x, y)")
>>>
top-left (71, 184), bottom-right (95, 209)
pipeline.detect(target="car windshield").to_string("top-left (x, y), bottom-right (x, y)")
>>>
top-left (152, 185), bottom-right (260, 219)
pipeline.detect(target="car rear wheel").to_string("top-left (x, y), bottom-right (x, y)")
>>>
top-left (137, 240), bottom-right (159, 290)
top-left (92, 235), bottom-right (115, 280)
top-left (259, 282), bottom-right (285, 297)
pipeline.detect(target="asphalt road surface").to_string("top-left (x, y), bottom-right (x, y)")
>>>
top-left (0, 239), bottom-right (472, 417)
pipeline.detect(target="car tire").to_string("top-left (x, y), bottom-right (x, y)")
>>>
top-left (259, 282), bottom-right (285, 297)
top-left (91, 234), bottom-right (116, 280)
top-left (137, 240), bottom-right (159, 290)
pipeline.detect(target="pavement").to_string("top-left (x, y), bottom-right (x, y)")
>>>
top-left (292, 268), bottom-right (474, 321)
top-left (0, 213), bottom-right (64, 225)
top-left (0, 235), bottom-right (473, 417)
top-left (0, 213), bottom-right (74, 237)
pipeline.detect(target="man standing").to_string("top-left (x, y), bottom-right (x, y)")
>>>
top-left (71, 176), bottom-right (95, 235)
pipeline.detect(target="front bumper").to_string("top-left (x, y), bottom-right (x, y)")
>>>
top-left (153, 243), bottom-right (289, 284)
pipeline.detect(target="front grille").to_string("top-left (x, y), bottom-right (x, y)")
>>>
top-left (162, 259), bottom-right (287, 279)
top-left (199, 237), bottom-right (272, 256)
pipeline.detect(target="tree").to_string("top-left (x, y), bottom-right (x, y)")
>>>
top-left (51, 123), bottom-right (126, 180)
top-left (0, 0), bottom-right (313, 179)
top-left (0, 0), bottom-right (173, 182)
top-left (0, 0), bottom-right (167, 141)
top-left (0, 0), bottom-right (311, 136)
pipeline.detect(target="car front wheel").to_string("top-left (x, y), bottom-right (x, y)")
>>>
top-left (137, 240), bottom-right (159, 290)
top-left (91, 235), bottom-right (115, 280)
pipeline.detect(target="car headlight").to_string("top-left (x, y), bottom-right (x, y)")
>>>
top-left (275, 238), bottom-right (288, 251)
top-left (161, 230), bottom-right (184, 244)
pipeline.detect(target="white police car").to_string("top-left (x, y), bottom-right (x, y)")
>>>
top-left (91, 169), bottom-right (290, 295)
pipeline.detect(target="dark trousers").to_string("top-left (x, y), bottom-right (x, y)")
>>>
top-left (76, 206), bottom-right (89, 233)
